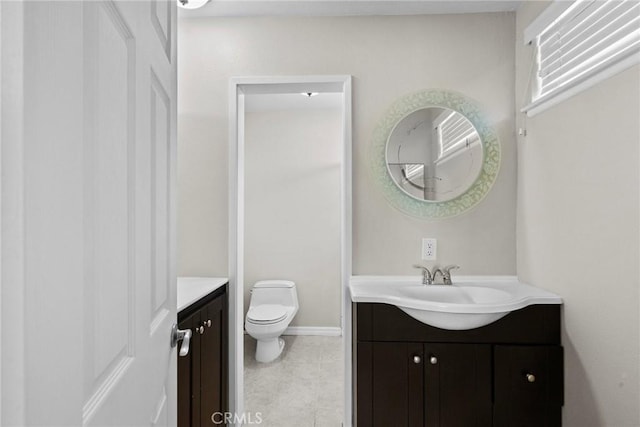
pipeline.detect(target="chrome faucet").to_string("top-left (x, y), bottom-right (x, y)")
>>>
top-left (414, 264), bottom-right (460, 285)
top-left (432, 268), bottom-right (445, 284)
top-left (412, 264), bottom-right (433, 285)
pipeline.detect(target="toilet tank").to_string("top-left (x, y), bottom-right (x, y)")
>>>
top-left (250, 280), bottom-right (298, 308)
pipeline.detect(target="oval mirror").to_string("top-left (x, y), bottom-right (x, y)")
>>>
top-left (386, 107), bottom-right (482, 202)
top-left (372, 90), bottom-right (500, 218)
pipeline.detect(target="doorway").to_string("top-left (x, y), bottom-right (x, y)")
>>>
top-left (228, 76), bottom-right (352, 426)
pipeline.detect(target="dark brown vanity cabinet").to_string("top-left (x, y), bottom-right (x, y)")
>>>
top-left (178, 285), bottom-right (228, 427)
top-left (353, 303), bottom-right (563, 427)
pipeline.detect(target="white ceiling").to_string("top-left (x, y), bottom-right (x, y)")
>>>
top-left (244, 92), bottom-right (343, 112)
top-left (178, 0), bottom-right (522, 18)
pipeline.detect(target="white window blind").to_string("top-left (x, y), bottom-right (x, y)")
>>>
top-left (436, 112), bottom-right (480, 162)
top-left (523, 0), bottom-right (640, 115)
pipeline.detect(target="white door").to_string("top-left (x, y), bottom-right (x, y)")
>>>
top-left (0, 0), bottom-right (178, 425)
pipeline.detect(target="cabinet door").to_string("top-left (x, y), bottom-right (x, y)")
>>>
top-left (494, 345), bottom-right (563, 427)
top-left (199, 295), bottom-right (227, 426)
top-left (424, 343), bottom-right (492, 427)
top-left (178, 311), bottom-right (201, 427)
top-left (359, 342), bottom-right (424, 427)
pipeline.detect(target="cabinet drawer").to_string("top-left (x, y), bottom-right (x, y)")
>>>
top-left (494, 345), bottom-right (563, 427)
top-left (357, 303), bottom-right (561, 345)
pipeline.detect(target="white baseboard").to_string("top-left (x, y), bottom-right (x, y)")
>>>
top-left (283, 326), bottom-right (342, 336)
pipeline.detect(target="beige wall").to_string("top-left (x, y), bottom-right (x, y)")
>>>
top-left (177, 13), bottom-right (517, 280)
top-left (244, 109), bottom-right (342, 327)
top-left (515, 2), bottom-right (640, 426)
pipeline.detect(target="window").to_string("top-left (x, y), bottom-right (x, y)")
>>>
top-left (522, 0), bottom-right (640, 116)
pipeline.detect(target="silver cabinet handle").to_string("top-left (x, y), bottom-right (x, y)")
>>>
top-left (207, 319), bottom-right (212, 327)
top-left (526, 373), bottom-right (536, 383)
top-left (413, 355), bottom-right (421, 364)
top-left (171, 323), bottom-right (193, 357)
top-left (430, 356), bottom-right (438, 365)
top-left (199, 326), bottom-right (204, 334)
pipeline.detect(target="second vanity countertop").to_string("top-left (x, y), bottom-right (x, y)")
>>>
top-left (178, 277), bottom-right (228, 312)
top-left (349, 275), bottom-right (563, 329)
top-left (349, 275), bottom-right (562, 314)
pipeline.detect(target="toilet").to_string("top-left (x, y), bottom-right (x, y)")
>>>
top-left (245, 280), bottom-right (299, 363)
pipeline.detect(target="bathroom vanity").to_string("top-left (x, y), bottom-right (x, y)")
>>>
top-left (177, 278), bottom-right (228, 427)
top-left (350, 277), bottom-right (564, 427)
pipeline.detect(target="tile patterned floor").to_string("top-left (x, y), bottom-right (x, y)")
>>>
top-left (244, 335), bottom-right (344, 427)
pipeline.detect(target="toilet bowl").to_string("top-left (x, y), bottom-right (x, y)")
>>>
top-left (245, 280), bottom-right (298, 363)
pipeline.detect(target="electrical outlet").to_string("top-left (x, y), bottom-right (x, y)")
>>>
top-left (422, 238), bottom-right (437, 261)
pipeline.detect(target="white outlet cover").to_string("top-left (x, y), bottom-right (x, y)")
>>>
top-left (422, 238), bottom-right (437, 261)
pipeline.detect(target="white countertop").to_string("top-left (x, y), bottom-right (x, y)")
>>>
top-left (177, 277), bottom-right (228, 312)
top-left (349, 275), bottom-right (562, 312)
top-left (349, 275), bottom-right (562, 330)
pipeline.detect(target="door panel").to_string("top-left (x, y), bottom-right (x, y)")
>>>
top-left (494, 345), bottom-right (563, 427)
top-left (82, 3), bottom-right (137, 418)
top-left (150, 68), bottom-right (172, 333)
top-left (150, 0), bottom-right (172, 61)
top-left (17, 0), bottom-right (177, 425)
top-left (371, 342), bottom-right (424, 427)
top-left (424, 343), bottom-right (492, 427)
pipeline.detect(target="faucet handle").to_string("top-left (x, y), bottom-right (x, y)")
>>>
top-left (442, 265), bottom-right (459, 285)
top-left (443, 265), bottom-right (460, 274)
top-left (412, 264), bottom-right (433, 285)
top-left (413, 264), bottom-right (432, 276)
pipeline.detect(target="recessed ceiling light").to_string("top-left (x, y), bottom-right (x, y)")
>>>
top-left (301, 92), bottom-right (319, 97)
top-left (178, 0), bottom-right (211, 10)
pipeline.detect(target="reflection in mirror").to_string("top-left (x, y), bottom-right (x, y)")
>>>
top-left (386, 108), bottom-right (482, 202)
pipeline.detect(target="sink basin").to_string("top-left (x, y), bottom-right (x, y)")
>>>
top-left (349, 276), bottom-right (562, 330)
top-left (398, 286), bottom-right (475, 304)
top-left (397, 285), bottom-right (512, 305)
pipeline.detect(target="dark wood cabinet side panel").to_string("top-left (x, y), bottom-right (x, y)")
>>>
top-left (178, 310), bottom-right (201, 427)
top-left (193, 313), bottom-right (202, 427)
top-left (221, 289), bottom-right (229, 421)
top-left (200, 297), bottom-right (224, 426)
top-left (178, 315), bottom-right (194, 427)
top-left (355, 342), bottom-right (373, 427)
top-left (354, 303), bottom-right (373, 341)
top-left (368, 303), bottom-right (560, 345)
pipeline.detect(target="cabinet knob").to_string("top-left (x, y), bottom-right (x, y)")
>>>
top-left (199, 326), bottom-right (204, 334)
top-left (207, 319), bottom-right (212, 327)
top-left (526, 373), bottom-right (536, 383)
top-left (430, 356), bottom-right (438, 365)
top-left (412, 355), bottom-right (421, 364)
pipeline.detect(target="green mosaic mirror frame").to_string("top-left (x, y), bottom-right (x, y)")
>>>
top-left (371, 89), bottom-right (501, 219)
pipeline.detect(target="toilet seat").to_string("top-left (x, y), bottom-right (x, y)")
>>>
top-left (246, 304), bottom-right (288, 324)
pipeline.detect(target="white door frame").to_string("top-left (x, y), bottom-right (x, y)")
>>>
top-left (228, 75), bottom-right (353, 426)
